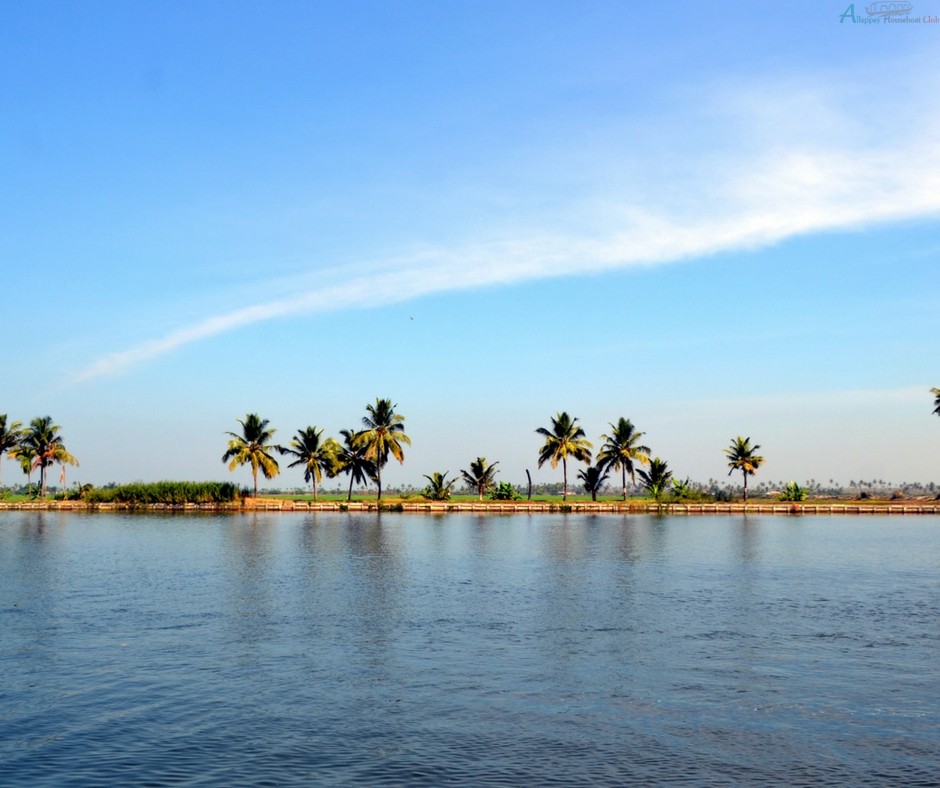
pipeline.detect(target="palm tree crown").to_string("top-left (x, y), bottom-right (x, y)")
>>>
top-left (460, 457), bottom-right (499, 501)
top-left (932, 387), bottom-right (940, 417)
top-left (278, 426), bottom-right (336, 501)
top-left (19, 416), bottom-right (78, 498)
top-left (335, 428), bottom-right (377, 501)
top-left (724, 435), bottom-right (764, 501)
top-left (596, 417), bottom-right (651, 500)
top-left (222, 413), bottom-right (280, 496)
top-left (359, 398), bottom-right (411, 500)
top-left (536, 412), bottom-right (593, 501)
top-left (0, 414), bottom-right (23, 488)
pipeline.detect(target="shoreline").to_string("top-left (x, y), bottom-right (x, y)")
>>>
top-left (2, 500), bottom-right (939, 515)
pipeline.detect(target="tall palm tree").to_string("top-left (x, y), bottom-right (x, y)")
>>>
top-left (637, 457), bottom-right (673, 502)
top-left (20, 416), bottom-right (78, 498)
top-left (932, 387), bottom-right (940, 417)
top-left (0, 414), bottom-right (23, 488)
top-left (725, 436), bottom-right (764, 501)
top-left (460, 457), bottom-right (499, 501)
top-left (222, 413), bottom-right (280, 497)
top-left (359, 398), bottom-right (411, 500)
top-left (334, 428), bottom-right (377, 502)
top-left (536, 412), bottom-right (593, 501)
top-left (578, 463), bottom-right (610, 502)
top-left (596, 417), bottom-right (651, 501)
top-left (278, 426), bottom-right (336, 501)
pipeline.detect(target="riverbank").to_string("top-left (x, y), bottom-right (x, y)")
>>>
top-left (2, 499), bottom-right (939, 515)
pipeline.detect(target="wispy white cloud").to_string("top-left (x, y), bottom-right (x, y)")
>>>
top-left (73, 60), bottom-right (940, 382)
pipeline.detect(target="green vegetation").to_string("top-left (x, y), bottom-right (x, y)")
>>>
top-left (489, 481), bottom-right (520, 501)
top-left (596, 418), bottom-right (650, 501)
top-left (536, 412), bottom-right (593, 501)
top-left (422, 471), bottom-right (455, 501)
top-left (638, 457), bottom-right (673, 502)
top-left (222, 413), bottom-right (280, 496)
top-left (82, 481), bottom-right (242, 505)
top-left (724, 436), bottom-right (764, 502)
top-left (932, 387), bottom-right (940, 417)
top-left (359, 398), bottom-right (411, 501)
top-left (778, 481), bottom-right (807, 502)
top-left (460, 457), bottom-right (499, 501)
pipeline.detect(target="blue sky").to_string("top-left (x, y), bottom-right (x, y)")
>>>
top-left (2, 1), bottom-right (939, 491)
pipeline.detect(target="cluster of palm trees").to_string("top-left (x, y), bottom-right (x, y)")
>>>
top-left (222, 398), bottom-right (411, 501)
top-left (0, 415), bottom-right (79, 498)
top-left (533, 412), bottom-right (769, 502)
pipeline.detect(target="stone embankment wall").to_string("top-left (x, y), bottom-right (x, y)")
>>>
top-left (1, 500), bottom-right (939, 515)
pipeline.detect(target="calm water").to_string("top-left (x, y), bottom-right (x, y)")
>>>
top-left (1, 512), bottom-right (939, 786)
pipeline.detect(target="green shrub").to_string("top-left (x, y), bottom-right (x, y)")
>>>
top-left (488, 482), bottom-right (520, 501)
top-left (777, 481), bottom-right (807, 502)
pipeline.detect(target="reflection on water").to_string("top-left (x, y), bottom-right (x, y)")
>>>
top-left (1, 511), bottom-right (939, 785)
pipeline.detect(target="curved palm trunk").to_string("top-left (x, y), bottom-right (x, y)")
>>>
top-left (312, 477), bottom-right (318, 502)
top-left (39, 463), bottom-right (47, 499)
top-left (622, 466), bottom-right (627, 501)
top-left (375, 464), bottom-right (382, 501)
top-left (478, 484), bottom-right (484, 502)
top-left (562, 458), bottom-right (568, 501)
top-left (347, 473), bottom-right (354, 502)
top-left (253, 468), bottom-right (259, 497)
top-left (742, 471), bottom-right (748, 501)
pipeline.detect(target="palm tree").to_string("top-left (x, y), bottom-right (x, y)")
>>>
top-left (334, 428), bottom-right (377, 502)
top-left (596, 418), bottom-right (651, 501)
top-left (536, 412), bottom-right (593, 501)
top-left (19, 416), bottom-right (79, 498)
top-left (577, 463), bottom-right (610, 502)
top-left (0, 414), bottom-right (23, 488)
top-left (724, 436), bottom-right (764, 501)
top-left (359, 398), bottom-right (411, 500)
top-left (278, 426), bottom-right (336, 501)
top-left (637, 457), bottom-right (673, 501)
top-left (422, 471), bottom-right (455, 501)
top-left (11, 444), bottom-right (37, 494)
top-left (460, 457), bottom-right (499, 501)
top-left (932, 387), bottom-right (940, 417)
top-left (222, 413), bottom-right (280, 496)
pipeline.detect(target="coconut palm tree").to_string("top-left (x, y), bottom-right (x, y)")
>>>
top-left (460, 457), bottom-right (499, 501)
top-left (19, 416), bottom-right (79, 498)
top-left (334, 428), bottom-right (377, 502)
top-left (637, 457), bottom-right (673, 502)
top-left (278, 426), bottom-right (337, 501)
top-left (932, 387), bottom-right (940, 417)
top-left (724, 436), bottom-right (764, 501)
top-left (596, 418), bottom-right (651, 501)
top-left (11, 444), bottom-right (37, 494)
top-left (359, 398), bottom-right (411, 500)
top-left (422, 471), bottom-right (455, 501)
top-left (0, 414), bottom-right (23, 488)
top-left (577, 463), bottom-right (610, 502)
top-left (222, 413), bottom-right (280, 496)
top-left (536, 412), bottom-right (593, 501)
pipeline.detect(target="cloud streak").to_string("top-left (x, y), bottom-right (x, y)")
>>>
top-left (73, 67), bottom-right (940, 382)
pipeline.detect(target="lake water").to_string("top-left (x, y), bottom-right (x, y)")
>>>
top-left (1, 511), bottom-right (939, 786)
